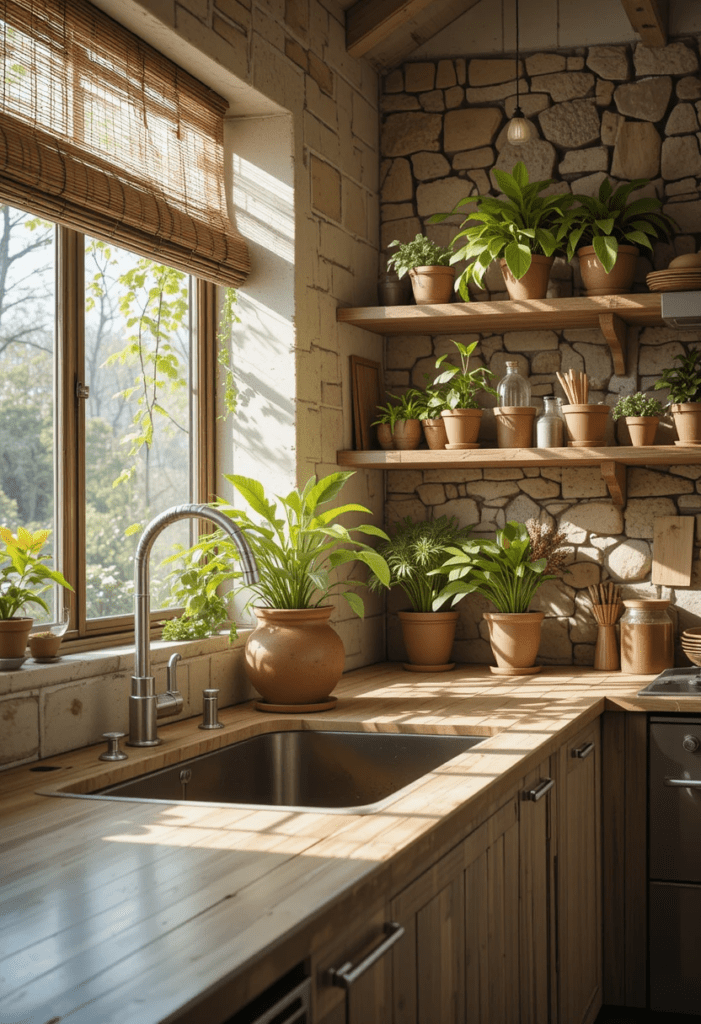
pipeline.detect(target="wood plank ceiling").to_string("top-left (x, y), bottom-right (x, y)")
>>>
top-left (344, 0), bottom-right (669, 69)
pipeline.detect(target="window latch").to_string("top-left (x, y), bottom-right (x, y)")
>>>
top-left (76, 382), bottom-right (90, 400)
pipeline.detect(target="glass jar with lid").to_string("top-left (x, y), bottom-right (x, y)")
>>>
top-left (620, 599), bottom-right (674, 675)
top-left (496, 361), bottom-right (531, 407)
top-left (535, 396), bottom-right (564, 448)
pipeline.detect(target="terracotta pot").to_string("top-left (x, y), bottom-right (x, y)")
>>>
top-left (671, 403), bottom-right (701, 445)
top-left (0, 617), bottom-right (33, 659)
top-left (376, 423), bottom-right (394, 450)
top-left (561, 404), bottom-right (610, 447)
top-left (484, 611), bottom-right (544, 675)
top-left (421, 417), bottom-right (448, 450)
top-left (499, 254), bottom-right (553, 301)
top-left (577, 244), bottom-right (638, 296)
top-left (625, 416), bottom-right (659, 447)
top-left (244, 606), bottom-right (345, 706)
top-left (494, 406), bottom-right (536, 448)
top-left (440, 408), bottom-right (482, 447)
top-left (398, 610), bottom-right (459, 671)
top-left (408, 265), bottom-right (455, 304)
top-left (392, 419), bottom-right (423, 450)
top-left (28, 633), bottom-right (62, 659)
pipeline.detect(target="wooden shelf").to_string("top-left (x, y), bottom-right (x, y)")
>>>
top-left (337, 294), bottom-right (662, 374)
top-left (337, 445), bottom-right (701, 508)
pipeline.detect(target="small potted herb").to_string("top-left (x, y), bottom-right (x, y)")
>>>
top-left (654, 350), bottom-right (701, 445)
top-left (561, 177), bottom-right (677, 296)
top-left (386, 234), bottom-right (455, 305)
top-left (429, 162), bottom-right (574, 301)
top-left (611, 392), bottom-right (665, 447)
top-left (373, 389), bottom-right (426, 450)
top-left (432, 339), bottom-right (497, 448)
top-left (367, 516), bottom-right (474, 670)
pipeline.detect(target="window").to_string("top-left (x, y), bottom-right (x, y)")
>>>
top-left (0, 201), bottom-right (219, 642)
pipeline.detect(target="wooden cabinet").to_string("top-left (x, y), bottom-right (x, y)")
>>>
top-left (519, 762), bottom-right (555, 1024)
top-left (555, 719), bottom-right (602, 1024)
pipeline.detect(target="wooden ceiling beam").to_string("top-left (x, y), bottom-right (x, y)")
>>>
top-left (620, 0), bottom-right (668, 47)
top-left (346, 0), bottom-right (435, 58)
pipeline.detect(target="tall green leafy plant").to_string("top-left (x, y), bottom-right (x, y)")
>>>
top-left (0, 527), bottom-right (73, 620)
top-left (432, 521), bottom-right (560, 614)
top-left (429, 162), bottom-right (574, 300)
top-left (368, 516), bottom-right (474, 612)
top-left (433, 339), bottom-right (497, 410)
top-left (654, 350), bottom-right (701, 404)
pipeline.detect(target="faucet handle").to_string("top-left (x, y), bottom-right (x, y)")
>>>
top-left (99, 732), bottom-right (128, 761)
top-left (156, 653), bottom-right (184, 719)
top-left (167, 652), bottom-right (181, 692)
top-left (199, 689), bottom-right (224, 730)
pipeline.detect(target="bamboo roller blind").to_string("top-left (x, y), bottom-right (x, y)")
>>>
top-left (0, 0), bottom-right (250, 286)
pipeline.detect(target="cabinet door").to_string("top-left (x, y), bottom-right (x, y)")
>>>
top-left (463, 796), bottom-right (520, 1024)
top-left (519, 760), bottom-right (555, 1024)
top-left (557, 719), bottom-right (602, 1024)
top-left (390, 842), bottom-right (465, 1024)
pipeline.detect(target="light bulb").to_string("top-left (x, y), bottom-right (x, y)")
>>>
top-left (507, 116), bottom-right (533, 145)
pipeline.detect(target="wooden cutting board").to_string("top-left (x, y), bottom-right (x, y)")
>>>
top-left (652, 516), bottom-right (694, 586)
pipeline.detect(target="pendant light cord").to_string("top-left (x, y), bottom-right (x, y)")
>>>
top-left (515, 0), bottom-right (521, 116)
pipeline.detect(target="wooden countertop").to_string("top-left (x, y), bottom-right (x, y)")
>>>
top-left (1, 663), bottom-right (697, 1023)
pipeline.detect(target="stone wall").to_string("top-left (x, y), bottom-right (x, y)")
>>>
top-left (380, 39), bottom-right (701, 667)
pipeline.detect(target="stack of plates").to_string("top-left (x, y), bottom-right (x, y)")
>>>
top-left (647, 269), bottom-right (701, 292)
top-left (681, 627), bottom-right (701, 666)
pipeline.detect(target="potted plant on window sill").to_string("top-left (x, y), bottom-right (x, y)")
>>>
top-left (561, 177), bottom-right (677, 296)
top-left (368, 516), bottom-right (475, 671)
top-left (429, 162), bottom-right (574, 301)
top-left (386, 233), bottom-right (455, 305)
top-left (653, 349), bottom-right (701, 445)
top-left (180, 472), bottom-right (390, 711)
top-left (611, 392), bottom-right (665, 447)
top-left (372, 389), bottom-right (425, 450)
top-left (432, 339), bottom-right (497, 448)
top-left (432, 520), bottom-right (569, 675)
top-left (0, 527), bottom-right (74, 662)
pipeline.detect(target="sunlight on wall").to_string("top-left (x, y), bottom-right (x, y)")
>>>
top-left (231, 153), bottom-right (294, 265)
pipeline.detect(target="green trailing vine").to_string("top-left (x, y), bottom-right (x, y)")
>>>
top-left (217, 287), bottom-right (239, 418)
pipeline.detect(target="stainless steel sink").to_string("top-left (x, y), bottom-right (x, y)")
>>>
top-left (83, 730), bottom-right (485, 814)
top-left (638, 667), bottom-right (701, 696)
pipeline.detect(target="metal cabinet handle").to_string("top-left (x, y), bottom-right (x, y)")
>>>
top-left (328, 922), bottom-right (405, 989)
top-left (664, 779), bottom-right (701, 788)
top-left (572, 742), bottom-right (595, 760)
top-left (523, 777), bottom-right (555, 802)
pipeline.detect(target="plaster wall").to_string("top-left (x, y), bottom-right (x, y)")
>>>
top-left (379, 35), bottom-right (701, 667)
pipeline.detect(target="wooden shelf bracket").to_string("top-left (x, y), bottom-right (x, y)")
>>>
top-left (600, 461), bottom-right (626, 507)
top-left (598, 313), bottom-right (628, 376)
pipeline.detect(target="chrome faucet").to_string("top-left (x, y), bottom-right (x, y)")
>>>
top-left (128, 503), bottom-right (259, 747)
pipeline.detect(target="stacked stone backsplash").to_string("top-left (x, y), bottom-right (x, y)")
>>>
top-left (380, 39), bottom-right (701, 667)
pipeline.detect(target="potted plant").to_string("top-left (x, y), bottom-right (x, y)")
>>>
top-left (183, 472), bottom-right (389, 710)
top-left (414, 382), bottom-right (451, 450)
top-left (158, 544), bottom-right (238, 642)
top-left (562, 177), bottom-right (677, 296)
top-left (0, 527), bottom-right (73, 660)
top-left (386, 233), bottom-right (455, 304)
top-left (27, 610), bottom-right (70, 660)
top-left (368, 515), bottom-right (474, 671)
top-left (654, 349), bottom-right (701, 444)
top-left (429, 162), bottom-right (574, 301)
top-left (432, 520), bottom-right (569, 675)
top-left (372, 389), bottom-right (425, 450)
top-left (432, 339), bottom-right (497, 448)
top-left (611, 392), bottom-right (665, 447)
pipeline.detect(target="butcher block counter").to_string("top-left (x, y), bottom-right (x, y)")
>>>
top-left (0, 663), bottom-right (697, 1024)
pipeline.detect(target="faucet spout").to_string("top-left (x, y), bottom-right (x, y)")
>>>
top-left (128, 503), bottom-right (259, 747)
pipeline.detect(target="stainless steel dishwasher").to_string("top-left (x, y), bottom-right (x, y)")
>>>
top-left (649, 716), bottom-right (701, 1014)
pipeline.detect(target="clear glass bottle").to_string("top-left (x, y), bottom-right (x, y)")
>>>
top-left (620, 599), bottom-right (674, 675)
top-left (497, 361), bottom-right (531, 407)
top-left (536, 396), bottom-right (564, 448)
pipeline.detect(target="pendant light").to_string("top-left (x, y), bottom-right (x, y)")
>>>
top-left (507, 0), bottom-right (533, 145)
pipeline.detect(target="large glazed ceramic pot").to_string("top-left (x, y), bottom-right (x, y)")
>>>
top-left (0, 617), bottom-right (33, 659)
top-left (500, 254), bottom-right (553, 300)
top-left (398, 610), bottom-right (459, 672)
top-left (484, 611), bottom-right (544, 675)
top-left (245, 606), bottom-right (345, 708)
top-left (409, 265), bottom-right (455, 304)
top-left (577, 244), bottom-right (638, 296)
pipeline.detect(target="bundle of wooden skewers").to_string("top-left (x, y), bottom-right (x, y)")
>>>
top-left (588, 582), bottom-right (622, 625)
top-left (556, 368), bottom-right (589, 405)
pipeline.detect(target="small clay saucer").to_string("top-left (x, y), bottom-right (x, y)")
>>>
top-left (444, 442), bottom-right (480, 450)
top-left (403, 662), bottom-right (455, 672)
top-left (0, 657), bottom-right (26, 671)
top-left (489, 664), bottom-right (541, 676)
top-left (254, 697), bottom-right (338, 713)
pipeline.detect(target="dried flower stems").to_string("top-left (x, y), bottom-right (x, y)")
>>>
top-left (588, 582), bottom-right (622, 625)
top-left (556, 369), bottom-right (589, 405)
